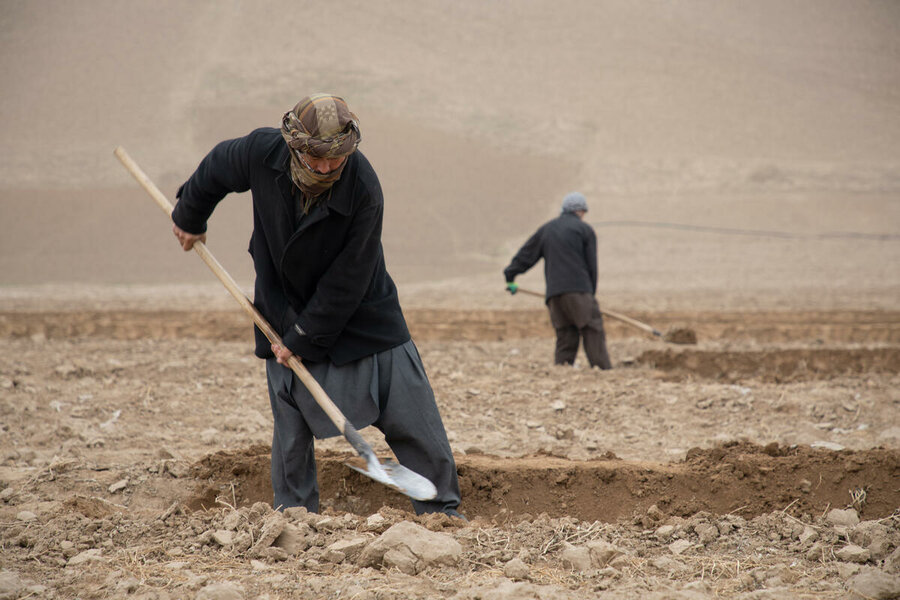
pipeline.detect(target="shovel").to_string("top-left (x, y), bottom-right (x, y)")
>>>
top-left (515, 286), bottom-right (664, 337)
top-left (114, 146), bottom-right (437, 501)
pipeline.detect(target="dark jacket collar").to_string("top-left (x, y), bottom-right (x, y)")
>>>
top-left (264, 139), bottom-right (354, 217)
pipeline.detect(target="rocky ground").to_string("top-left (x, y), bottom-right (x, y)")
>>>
top-left (3, 1), bottom-right (900, 597)
top-left (1, 300), bottom-right (899, 599)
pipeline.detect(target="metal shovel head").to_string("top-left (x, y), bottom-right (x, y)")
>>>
top-left (345, 454), bottom-right (438, 501)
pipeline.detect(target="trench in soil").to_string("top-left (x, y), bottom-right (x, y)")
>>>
top-left (186, 442), bottom-right (900, 523)
top-left (3, 308), bottom-right (900, 345)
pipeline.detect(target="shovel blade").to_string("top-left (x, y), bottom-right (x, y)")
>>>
top-left (346, 457), bottom-right (438, 501)
top-left (342, 423), bottom-right (438, 501)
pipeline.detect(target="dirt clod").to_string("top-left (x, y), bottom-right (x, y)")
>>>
top-left (664, 327), bottom-right (698, 344)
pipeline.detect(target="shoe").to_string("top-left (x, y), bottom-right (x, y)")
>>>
top-left (443, 509), bottom-right (468, 522)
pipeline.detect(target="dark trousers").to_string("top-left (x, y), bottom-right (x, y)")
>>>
top-left (547, 293), bottom-right (613, 369)
top-left (265, 341), bottom-right (461, 515)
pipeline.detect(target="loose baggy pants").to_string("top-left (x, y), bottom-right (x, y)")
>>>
top-left (265, 340), bottom-right (461, 515)
top-left (547, 292), bottom-right (613, 369)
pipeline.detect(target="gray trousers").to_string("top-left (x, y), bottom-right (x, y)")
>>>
top-left (547, 293), bottom-right (613, 369)
top-left (265, 340), bottom-right (461, 515)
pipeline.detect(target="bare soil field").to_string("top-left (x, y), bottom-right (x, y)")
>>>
top-left (1, 302), bottom-right (898, 599)
top-left (2, 2), bottom-right (900, 598)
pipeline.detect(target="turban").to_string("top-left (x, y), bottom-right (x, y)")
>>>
top-left (280, 94), bottom-right (361, 205)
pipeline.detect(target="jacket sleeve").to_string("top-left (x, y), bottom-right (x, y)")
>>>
top-left (280, 197), bottom-right (384, 358)
top-left (172, 135), bottom-right (253, 233)
top-left (503, 226), bottom-right (544, 282)
top-left (584, 226), bottom-right (598, 293)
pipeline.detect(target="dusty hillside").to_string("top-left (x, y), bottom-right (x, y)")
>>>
top-left (1, 1), bottom-right (898, 301)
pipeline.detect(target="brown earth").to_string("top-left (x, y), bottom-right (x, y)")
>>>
top-left (2, 1), bottom-right (900, 598)
top-left (1, 304), bottom-right (898, 599)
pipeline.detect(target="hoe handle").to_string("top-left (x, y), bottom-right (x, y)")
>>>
top-left (113, 146), bottom-right (350, 432)
top-left (515, 286), bottom-right (662, 337)
top-left (598, 308), bottom-right (662, 337)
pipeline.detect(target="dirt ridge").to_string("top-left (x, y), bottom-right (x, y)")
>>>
top-left (3, 308), bottom-right (900, 344)
top-left (187, 442), bottom-right (900, 524)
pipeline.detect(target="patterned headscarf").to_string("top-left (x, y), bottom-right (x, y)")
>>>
top-left (280, 94), bottom-right (361, 204)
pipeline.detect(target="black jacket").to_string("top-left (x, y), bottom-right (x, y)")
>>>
top-left (503, 212), bottom-right (598, 300)
top-left (173, 127), bottom-right (410, 365)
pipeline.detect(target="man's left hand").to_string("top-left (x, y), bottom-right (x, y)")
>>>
top-left (172, 223), bottom-right (206, 251)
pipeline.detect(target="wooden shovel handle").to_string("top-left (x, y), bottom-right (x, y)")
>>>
top-left (113, 146), bottom-right (349, 431)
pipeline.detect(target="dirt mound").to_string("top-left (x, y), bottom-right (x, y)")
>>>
top-left (187, 442), bottom-right (900, 523)
top-left (664, 327), bottom-right (698, 344)
top-left (637, 347), bottom-right (900, 382)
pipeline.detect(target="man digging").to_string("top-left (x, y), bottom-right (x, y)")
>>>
top-left (170, 94), bottom-right (463, 519)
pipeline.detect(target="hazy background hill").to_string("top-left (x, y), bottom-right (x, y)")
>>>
top-left (1, 0), bottom-right (898, 310)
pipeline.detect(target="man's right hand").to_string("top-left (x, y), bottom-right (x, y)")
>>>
top-left (271, 343), bottom-right (294, 366)
top-left (506, 282), bottom-right (518, 295)
top-left (172, 223), bottom-right (207, 251)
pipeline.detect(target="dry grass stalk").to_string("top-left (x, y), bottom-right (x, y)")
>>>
top-left (848, 486), bottom-right (867, 511)
top-left (539, 520), bottom-right (605, 556)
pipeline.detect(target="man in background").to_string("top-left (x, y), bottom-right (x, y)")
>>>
top-left (503, 192), bottom-right (613, 369)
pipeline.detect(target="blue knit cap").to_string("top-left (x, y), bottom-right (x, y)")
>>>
top-left (561, 192), bottom-right (588, 214)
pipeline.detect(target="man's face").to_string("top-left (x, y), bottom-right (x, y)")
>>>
top-left (300, 153), bottom-right (346, 175)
